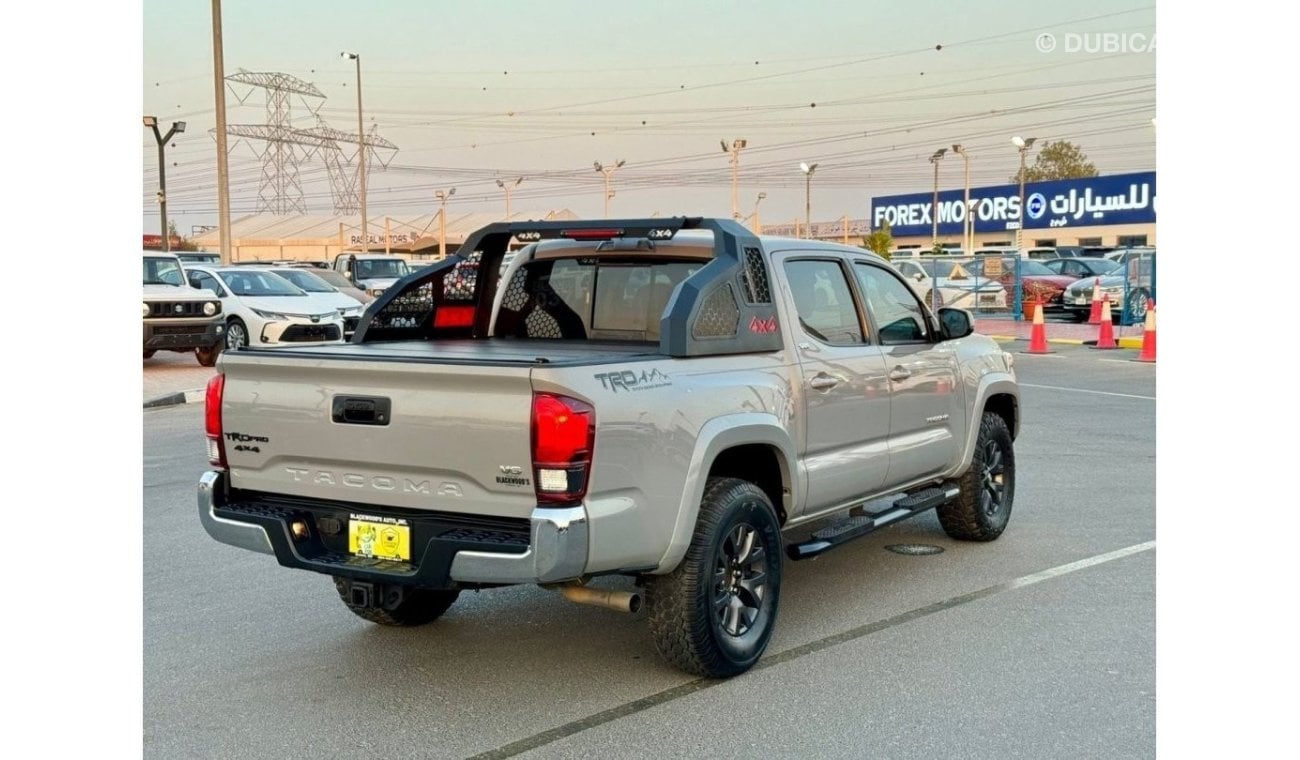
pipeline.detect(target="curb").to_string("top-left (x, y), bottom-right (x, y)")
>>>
top-left (989, 334), bottom-right (1144, 348)
top-left (144, 388), bottom-right (205, 410)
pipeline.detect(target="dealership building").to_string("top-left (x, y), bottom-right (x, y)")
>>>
top-left (867, 171), bottom-right (1155, 251)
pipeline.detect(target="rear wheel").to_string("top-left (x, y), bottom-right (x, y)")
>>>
top-left (646, 477), bottom-right (782, 678)
top-left (332, 577), bottom-right (460, 626)
top-left (938, 411), bottom-right (1015, 541)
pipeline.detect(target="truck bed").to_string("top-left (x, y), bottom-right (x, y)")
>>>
top-left (237, 338), bottom-right (663, 366)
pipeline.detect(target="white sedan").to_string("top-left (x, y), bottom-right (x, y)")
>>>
top-left (185, 266), bottom-right (346, 350)
top-left (892, 258), bottom-right (1009, 311)
top-left (268, 267), bottom-right (367, 339)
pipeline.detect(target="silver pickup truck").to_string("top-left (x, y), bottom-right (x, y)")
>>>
top-left (198, 218), bottom-right (1019, 678)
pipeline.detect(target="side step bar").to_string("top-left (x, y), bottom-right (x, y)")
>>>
top-left (786, 485), bottom-right (960, 561)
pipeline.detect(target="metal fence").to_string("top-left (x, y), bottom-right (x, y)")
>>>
top-left (888, 248), bottom-right (1156, 325)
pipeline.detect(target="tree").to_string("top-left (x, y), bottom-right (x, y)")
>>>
top-left (168, 220), bottom-right (198, 251)
top-left (862, 221), bottom-right (893, 259)
top-left (1010, 140), bottom-right (1099, 183)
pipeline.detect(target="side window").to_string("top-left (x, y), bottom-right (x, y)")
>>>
top-left (853, 264), bottom-right (930, 344)
top-left (782, 259), bottom-right (865, 346)
top-left (193, 273), bottom-right (225, 297)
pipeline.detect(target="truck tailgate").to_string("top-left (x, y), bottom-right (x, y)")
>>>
top-left (218, 351), bottom-right (537, 519)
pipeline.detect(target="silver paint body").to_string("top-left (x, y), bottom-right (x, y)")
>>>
top-left (203, 238), bottom-right (1018, 581)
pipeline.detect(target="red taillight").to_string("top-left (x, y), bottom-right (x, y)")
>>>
top-left (561, 228), bottom-right (622, 240)
top-left (531, 392), bottom-right (595, 505)
top-left (205, 374), bottom-right (226, 468)
top-left (433, 304), bottom-right (476, 328)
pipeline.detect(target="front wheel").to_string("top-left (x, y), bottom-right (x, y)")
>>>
top-left (1125, 288), bottom-right (1150, 323)
top-left (645, 477), bottom-right (783, 678)
top-left (225, 318), bottom-right (248, 350)
top-left (195, 344), bottom-right (221, 367)
top-left (938, 411), bottom-right (1015, 541)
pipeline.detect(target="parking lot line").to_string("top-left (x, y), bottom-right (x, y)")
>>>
top-left (468, 540), bottom-right (1156, 760)
top-left (1020, 383), bottom-right (1155, 400)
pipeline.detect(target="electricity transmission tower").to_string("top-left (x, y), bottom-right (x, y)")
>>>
top-left (220, 69), bottom-right (396, 215)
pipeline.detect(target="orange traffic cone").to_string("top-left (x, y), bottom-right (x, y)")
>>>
top-left (1022, 300), bottom-right (1054, 354)
top-left (1134, 301), bottom-right (1156, 363)
top-left (1087, 278), bottom-right (1103, 324)
top-left (1091, 296), bottom-right (1117, 349)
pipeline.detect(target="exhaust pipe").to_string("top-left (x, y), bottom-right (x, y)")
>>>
top-left (556, 583), bottom-right (642, 613)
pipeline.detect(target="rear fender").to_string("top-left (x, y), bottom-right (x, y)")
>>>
top-left (653, 414), bottom-right (798, 574)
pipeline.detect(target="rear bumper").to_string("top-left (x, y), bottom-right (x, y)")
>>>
top-left (197, 471), bottom-right (587, 587)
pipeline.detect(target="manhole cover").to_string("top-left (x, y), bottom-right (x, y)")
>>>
top-left (886, 544), bottom-right (944, 556)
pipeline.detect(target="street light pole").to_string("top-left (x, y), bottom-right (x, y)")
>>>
top-left (144, 116), bottom-right (186, 253)
top-left (593, 160), bottom-right (625, 217)
top-left (211, 0), bottom-right (232, 264)
top-left (1012, 136), bottom-right (1037, 251)
top-left (800, 162), bottom-right (818, 239)
top-left (722, 138), bottom-right (748, 219)
top-left (436, 188), bottom-right (456, 259)
top-left (496, 176), bottom-right (523, 219)
top-left (952, 144), bottom-right (971, 253)
top-left (748, 192), bottom-right (767, 234)
top-left (342, 52), bottom-right (368, 252)
top-left (929, 148), bottom-right (947, 247)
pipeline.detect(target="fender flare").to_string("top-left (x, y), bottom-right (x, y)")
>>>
top-left (956, 374), bottom-right (1019, 472)
top-left (653, 413), bottom-right (798, 574)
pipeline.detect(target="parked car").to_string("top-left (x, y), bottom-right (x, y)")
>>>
top-left (289, 266), bottom-right (373, 305)
top-left (892, 258), bottom-right (1008, 310)
top-left (142, 252), bottom-right (224, 366)
top-left (1062, 249), bottom-right (1156, 323)
top-left (332, 253), bottom-right (412, 298)
top-left (185, 265), bottom-right (346, 351)
top-left (1055, 245), bottom-right (1117, 258)
top-left (1025, 247), bottom-right (1058, 260)
top-left (268, 267), bottom-right (367, 339)
top-left (175, 252), bottom-right (222, 266)
top-left (964, 256), bottom-right (1077, 313)
top-left (1040, 257), bottom-right (1120, 279)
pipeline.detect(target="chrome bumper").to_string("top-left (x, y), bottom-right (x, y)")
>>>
top-left (197, 471), bottom-right (588, 585)
top-left (449, 505), bottom-right (588, 584)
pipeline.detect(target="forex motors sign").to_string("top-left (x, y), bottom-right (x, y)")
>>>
top-left (870, 171), bottom-right (1155, 237)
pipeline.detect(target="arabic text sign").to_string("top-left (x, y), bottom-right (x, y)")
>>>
top-left (870, 171), bottom-right (1156, 237)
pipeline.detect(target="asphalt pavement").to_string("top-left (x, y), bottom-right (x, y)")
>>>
top-left (144, 345), bottom-right (1155, 759)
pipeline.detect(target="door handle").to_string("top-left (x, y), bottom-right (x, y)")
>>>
top-left (809, 374), bottom-right (840, 391)
top-left (889, 366), bottom-right (912, 382)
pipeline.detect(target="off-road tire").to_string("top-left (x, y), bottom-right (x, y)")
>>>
top-left (938, 411), bottom-right (1015, 541)
top-left (195, 344), bottom-right (221, 367)
top-left (332, 577), bottom-right (459, 626)
top-left (645, 477), bottom-right (782, 678)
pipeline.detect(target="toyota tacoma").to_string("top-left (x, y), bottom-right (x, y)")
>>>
top-left (198, 218), bottom-right (1019, 677)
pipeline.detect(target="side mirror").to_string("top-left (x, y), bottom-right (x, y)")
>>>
top-left (911, 272), bottom-right (924, 281)
top-left (937, 307), bottom-right (974, 340)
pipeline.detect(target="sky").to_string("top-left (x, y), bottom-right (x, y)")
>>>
top-left (142, 0), bottom-right (1155, 237)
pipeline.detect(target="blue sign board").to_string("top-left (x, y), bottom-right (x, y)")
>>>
top-left (870, 171), bottom-right (1155, 237)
